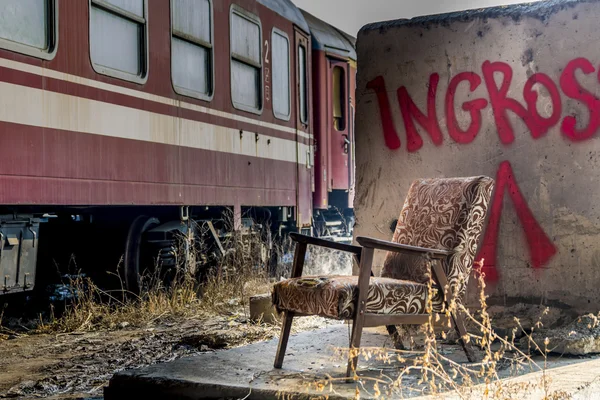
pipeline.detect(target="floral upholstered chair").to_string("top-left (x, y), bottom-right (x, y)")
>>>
top-left (271, 176), bottom-right (495, 377)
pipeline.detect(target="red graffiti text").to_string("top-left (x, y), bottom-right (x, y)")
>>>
top-left (367, 57), bottom-right (600, 152)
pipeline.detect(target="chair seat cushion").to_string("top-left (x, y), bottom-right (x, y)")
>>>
top-left (272, 275), bottom-right (444, 320)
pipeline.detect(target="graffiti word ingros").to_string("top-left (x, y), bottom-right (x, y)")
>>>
top-left (367, 57), bottom-right (600, 151)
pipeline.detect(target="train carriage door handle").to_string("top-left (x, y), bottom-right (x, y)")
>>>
top-left (343, 134), bottom-right (350, 154)
top-left (28, 226), bottom-right (36, 248)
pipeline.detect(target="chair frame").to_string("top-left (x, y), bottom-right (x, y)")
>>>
top-left (273, 233), bottom-right (476, 378)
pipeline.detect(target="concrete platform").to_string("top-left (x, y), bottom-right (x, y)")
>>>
top-left (105, 325), bottom-right (600, 399)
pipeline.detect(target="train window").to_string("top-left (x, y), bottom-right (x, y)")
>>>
top-left (90, 0), bottom-right (148, 84)
top-left (271, 29), bottom-right (290, 121)
top-left (0, 0), bottom-right (57, 60)
top-left (298, 44), bottom-right (308, 125)
top-left (171, 0), bottom-right (213, 100)
top-left (230, 7), bottom-right (262, 114)
top-left (332, 66), bottom-right (346, 131)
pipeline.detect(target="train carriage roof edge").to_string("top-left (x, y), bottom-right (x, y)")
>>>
top-left (257, 0), bottom-right (357, 60)
top-left (299, 9), bottom-right (357, 61)
top-left (257, 0), bottom-right (310, 33)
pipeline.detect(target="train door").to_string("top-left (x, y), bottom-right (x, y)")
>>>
top-left (348, 66), bottom-right (357, 209)
top-left (348, 101), bottom-right (355, 206)
top-left (327, 58), bottom-right (351, 199)
top-left (294, 29), bottom-right (312, 232)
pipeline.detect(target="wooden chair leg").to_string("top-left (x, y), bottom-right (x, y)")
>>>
top-left (431, 259), bottom-right (477, 362)
top-left (346, 247), bottom-right (374, 379)
top-left (274, 311), bottom-right (294, 368)
top-left (274, 241), bottom-right (307, 369)
top-left (451, 310), bottom-right (476, 362)
top-left (346, 313), bottom-right (366, 379)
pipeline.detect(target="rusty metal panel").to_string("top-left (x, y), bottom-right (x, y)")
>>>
top-left (0, 217), bottom-right (40, 293)
top-left (18, 220), bottom-right (39, 291)
top-left (0, 230), bottom-right (19, 292)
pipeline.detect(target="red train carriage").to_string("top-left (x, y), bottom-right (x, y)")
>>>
top-left (0, 0), bottom-right (355, 295)
top-left (301, 10), bottom-right (356, 242)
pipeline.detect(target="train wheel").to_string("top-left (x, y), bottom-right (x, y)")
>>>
top-left (124, 215), bottom-right (160, 294)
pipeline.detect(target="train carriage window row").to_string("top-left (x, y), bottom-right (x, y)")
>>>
top-left (271, 29), bottom-right (291, 121)
top-left (89, 0), bottom-right (149, 83)
top-left (230, 6), bottom-right (263, 114)
top-left (0, 0), bottom-right (57, 60)
top-left (171, 0), bottom-right (214, 100)
top-left (0, 1), bottom-right (316, 123)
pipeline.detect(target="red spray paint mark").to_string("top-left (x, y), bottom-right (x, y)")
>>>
top-left (482, 61), bottom-right (539, 144)
top-left (445, 71), bottom-right (488, 144)
top-left (397, 73), bottom-right (444, 152)
top-left (560, 57), bottom-right (600, 142)
top-left (366, 76), bottom-right (401, 150)
top-left (481, 63), bottom-right (564, 141)
top-left (523, 73), bottom-right (562, 139)
top-left (477, 161), bottom-right (557, 282)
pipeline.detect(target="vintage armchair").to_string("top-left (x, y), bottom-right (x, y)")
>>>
top-left (271, 176), bottom-right (495, 377)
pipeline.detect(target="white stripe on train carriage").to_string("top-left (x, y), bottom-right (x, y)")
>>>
top-left (0, 80), bottom-right (311, 165)
top-left (0, 57), bottom-right (313, 141)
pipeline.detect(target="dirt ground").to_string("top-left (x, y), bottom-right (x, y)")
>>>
top-left (0, 310), bottom-right (340, 399)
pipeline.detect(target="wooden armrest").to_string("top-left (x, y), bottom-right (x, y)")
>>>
top-left (289, 233), bottom-right (362, 255)
top-left (355, 236), bottom-right (452, 259)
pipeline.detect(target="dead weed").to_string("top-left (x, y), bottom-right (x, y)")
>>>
top-left (307, 258), bottom-right (573, 400)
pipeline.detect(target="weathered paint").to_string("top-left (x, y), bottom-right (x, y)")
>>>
top-left (300, 9), bottom-right (356, 211)
top-left (310, 48), bottom-right (329, 208)
top-left (348, 62), bottom-right (357, 208)
top-left (309, 50), bottom-right (356, 209)
top-left (355, 0), bottom-right (600, 311)
top-left (0, 0), bottom-right (314, 226)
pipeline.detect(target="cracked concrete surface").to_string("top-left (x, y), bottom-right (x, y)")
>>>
top-left (105, 324), bottom-right (600, 399)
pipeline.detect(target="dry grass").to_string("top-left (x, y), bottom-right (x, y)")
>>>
top-left (0, 304), bottom-right (9, 340)
top-left (306, 258), bottom-right (572, 400)
top-left (198, 227), bottom-right (273, 315)
top-left (35, 211), bottom-right (278, 334)
top-left (36, 266), bottom-right (201, 333)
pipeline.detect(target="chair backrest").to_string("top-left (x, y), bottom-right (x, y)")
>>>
top-left (381, 176), bottom-right (494, 300)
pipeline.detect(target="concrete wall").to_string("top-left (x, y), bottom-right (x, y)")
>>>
top-left (354, 0), bottom-right (600, 312)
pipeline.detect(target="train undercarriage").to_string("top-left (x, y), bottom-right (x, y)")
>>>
top-left (0, 204), bottom-right (354, 296)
